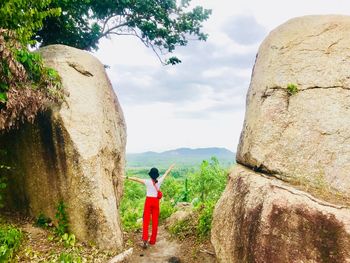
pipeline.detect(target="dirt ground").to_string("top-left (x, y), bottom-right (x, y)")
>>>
top-left (124, 225), bottom-right (217, 263)
top-left (1, 212), bottom-right (119, 262)
top-left (1, 212), bottom-right (217, 263)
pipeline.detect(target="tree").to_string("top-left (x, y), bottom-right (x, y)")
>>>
top-left (0, 0), bottom-right (60, 44)
top-left (190, 157), bottom-right (227, 202)
top-left (35, 0), bottom-right (212, 64)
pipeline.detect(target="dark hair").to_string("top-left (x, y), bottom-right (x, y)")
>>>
top-left (148, 167), bottom-right (159, 183)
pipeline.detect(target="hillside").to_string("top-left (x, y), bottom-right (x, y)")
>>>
top-left (126, 147), bottom-right (235, 168)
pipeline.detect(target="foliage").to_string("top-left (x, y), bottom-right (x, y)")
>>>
top-left (159, 200), bottom-right (176, 221)
top-left (189, 157), bottom-right (227, 202)
top-left (58, 251), bottom-right (82, 263)
top-left (0, 0), bottom-right (61, 45)
top-left (0, 29), bottom-right (63, 130)
top-left (55, 201), bottom-right (69, 236)
top-left (61, 233), bottom-right (76, 247)
top-left (196, 201), bottom-right (215, 240)
top-left (120, 180), bottom-right (144, 231)
top-left (35, 0), bottom-right (211, 64)
top-left (287, 83), bottom-right (298, 95)
top-left (35, 212), bottom-right (52, 228)
top-left (0, 225), bottom-right (23, 262)
top-left (121, 157), bottom-right (229, 242)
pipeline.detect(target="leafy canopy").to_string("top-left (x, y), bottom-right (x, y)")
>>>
top-left (0, 0), bottom-right (61, 44)
top-left (35, 0), bottom-right (212, 64)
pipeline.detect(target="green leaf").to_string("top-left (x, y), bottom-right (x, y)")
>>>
top-left (0, 92), bottom-right (7, 103)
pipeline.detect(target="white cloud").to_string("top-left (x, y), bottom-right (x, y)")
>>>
top-left (93, 0), bottom-right (350, 153)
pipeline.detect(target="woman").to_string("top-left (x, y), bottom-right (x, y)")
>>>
top-left (124, 163), bottom-right (175, 248)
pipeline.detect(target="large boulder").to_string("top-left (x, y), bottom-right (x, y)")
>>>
top-left (0, 45), bottom-right (126, 249)
top-left (212, 15), bottom-right (350, 262)
top-left (237, 15), bottom-right (350, 195)
top-left (212, 165), bottom-right (350, 263)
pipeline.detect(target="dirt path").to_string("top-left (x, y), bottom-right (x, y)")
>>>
top-left (127, 225), bottom-right (217, 263)
top-left (128, 226), bottom-right (181, 263)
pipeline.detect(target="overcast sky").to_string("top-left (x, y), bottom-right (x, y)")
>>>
top-left (94, 0), bottom-right (350, 153)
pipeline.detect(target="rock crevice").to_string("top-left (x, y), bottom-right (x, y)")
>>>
top-left (212, 15), bottom-right (350, 262)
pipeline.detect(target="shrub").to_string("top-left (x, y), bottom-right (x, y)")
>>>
top-left (120, 180), bottom-right (145, 231)
top-left (188, 157), bottom-right (227, 203)
top-left (196, 201), bottom-right (215, 240)
top-left (55, 201), bottom-right (69, 236)
top-left (159, 201), bottom-right (176, 221)
top-left (35, 212), bottom-right (52, 228)
top-left (0, 225), bottom-right (23, 261)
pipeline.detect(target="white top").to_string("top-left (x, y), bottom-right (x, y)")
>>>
top-left (143, 176), bottom-right (165, 197)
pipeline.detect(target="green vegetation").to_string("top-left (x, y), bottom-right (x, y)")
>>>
top-left (55, 201), bottom-right (69, 236)
top-left (127, 147), bottom-right (235, 169)
top-left (0, 29), bottom-right (63, 130)
top-left (287, 83), bottom-right (298, 95)
top-left (0, 0), bottom-right (211, 128)
top-left (0, 1), bottom-right (63, 129)
top-left (34, 0), bottom-right (211, 64)
top-left (35, 212), bottom-right (52, 228)
top-left (58, 251), bottom-right (82, 263)
top-left (1, 0), bottom-right (211, 65)
top-left (121, 157), bottom-right (229, 241)
top-left (0, 0), bottom-right (61, 45)
top-left (0, 224), bottom-right (23, 262)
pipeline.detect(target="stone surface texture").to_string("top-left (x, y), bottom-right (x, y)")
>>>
top-left (212, 15), bottom-right (350, 263)
top-left (212, 165), bottom-right (350, 263)
top-left (237, 15), bottom-right (350, 194)
top-left (0, 45), bottom-right (126, 249)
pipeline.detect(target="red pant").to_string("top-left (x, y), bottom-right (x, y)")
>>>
top-left (142, 197), bottom-right (159, 244)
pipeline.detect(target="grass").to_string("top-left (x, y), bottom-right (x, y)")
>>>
top-left (0, 214), bottom-right (121, 262)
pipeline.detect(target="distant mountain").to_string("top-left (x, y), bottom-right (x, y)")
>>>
top-left (126, 147), bottom-right (236, 168)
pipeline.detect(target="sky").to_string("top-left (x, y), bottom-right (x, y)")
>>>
top-left (94, 0), bottom-right (350, 153)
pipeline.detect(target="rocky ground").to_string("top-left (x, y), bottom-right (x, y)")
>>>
top-left (124, 226), bottom-right (217, 263)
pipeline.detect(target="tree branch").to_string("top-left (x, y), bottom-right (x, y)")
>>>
top-left (101, 21), bottom-right (130, 38)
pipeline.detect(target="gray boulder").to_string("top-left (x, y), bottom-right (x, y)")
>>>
top-left (0, 45), bottom-right (126, 249)
top-left (212, 15), bottom-right (350, 262)
top-left (237, 15), bottom-right (350, 195)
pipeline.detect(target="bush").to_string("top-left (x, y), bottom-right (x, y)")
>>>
top-left (196, 201), bottom-right (215, 240)
top-left (35, 212), bottom-right (52, 228)
top-left (0, 225), bottom-right (23, 261)
top-left (120, 180), bottom-right (145, 231)
top-left (188, 157), bottom-right (227, 203)
top-left (55, 201), bottom-right (69, 236)
top-left (159, 201), bottom-right (176, 221)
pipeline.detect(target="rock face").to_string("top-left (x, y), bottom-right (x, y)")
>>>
top-left (212, 165), bottom-right (350, 263)
top-left (0, 45), bottom-right (126, 249)
top-left (212, 16), bottom-right (350, 262)
top-left (237, 15), bottom-right (350, 195)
